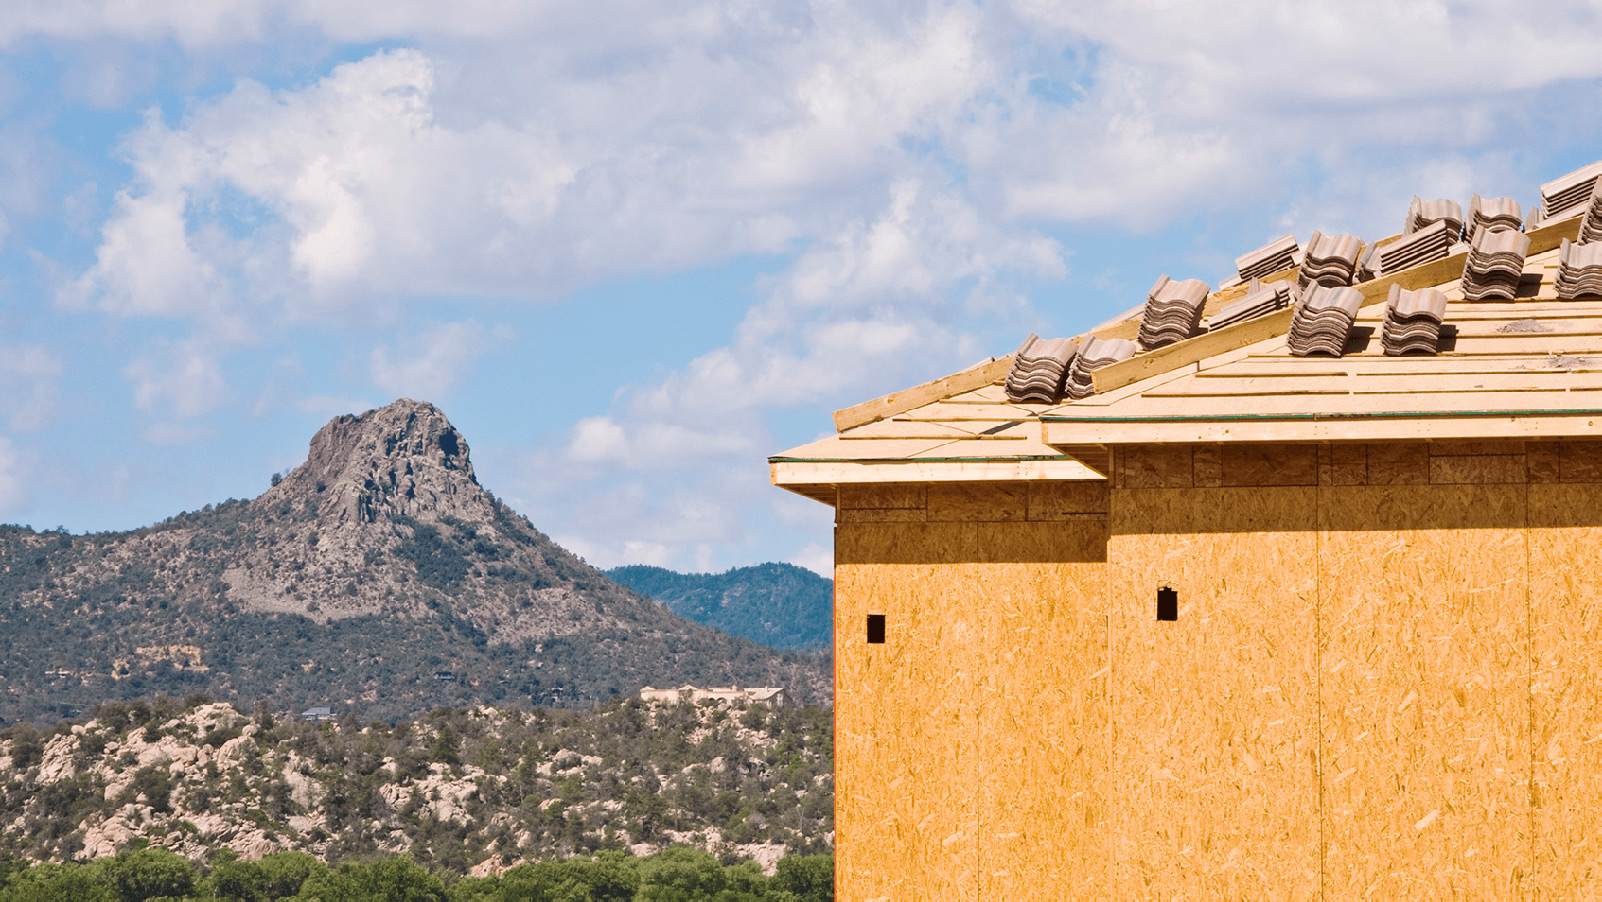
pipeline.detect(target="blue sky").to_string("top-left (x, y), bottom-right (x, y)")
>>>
top-left (2, 2), bottom-right (1602, 575)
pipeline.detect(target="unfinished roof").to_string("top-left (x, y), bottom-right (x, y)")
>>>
top-left (772, 163), bottom-right (1602, 501)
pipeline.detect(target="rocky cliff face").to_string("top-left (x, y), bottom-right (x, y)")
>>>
top-left (289, 400), bottom-right (488, 528)
top-left (220, 399), bottom-right (600, 637)
top-left (0, 400), bottom-right (828, 722)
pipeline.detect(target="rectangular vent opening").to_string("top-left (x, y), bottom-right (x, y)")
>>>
top-left (867, 614), bottom-right (886, 643)
top-left (1157, 587), bottom-right (1178, 621)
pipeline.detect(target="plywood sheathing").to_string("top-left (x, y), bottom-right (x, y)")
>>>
top-left (1108, 486), bottom-right (1320, 896)
top-left (1317, 485), bottom-right (1529, 896)
top-left (834, 519), bottom-right (1110, 898)
top-left (1528, 484), bottom-right (1602, 895)
top-left (1109, 440), bottom-right (1602, 490)
top-left (833, 533), bottom-right (980, 899)
top-left (831, 453), bottom-right (1602, 894)
top-left (837, 480), bottom-right (1110, 525)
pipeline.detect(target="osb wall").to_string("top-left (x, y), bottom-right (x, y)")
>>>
top-left (833, 481), bottom-right (1109, 900)
top-left (832, 441), bottom-right (1602, 898)
top-left (1110, 440), bottom-right (1602, 897)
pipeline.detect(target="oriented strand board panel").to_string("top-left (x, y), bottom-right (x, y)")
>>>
top-left (1109, 487), bottom-right (1320, 898)
top-left (1317, 486), bottom-right (1530, 897)
top-left (1528, 485), bottom-right (1602, 893)
top-left (835, 520), bottom-right (1110, 899)
top-left (834, 526), bottom-right (981, 900)
top-left (975, 550), bottom-right (1109, 898)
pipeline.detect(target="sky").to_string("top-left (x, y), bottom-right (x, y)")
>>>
top-left (3, 1), bottom-right (1602, 576)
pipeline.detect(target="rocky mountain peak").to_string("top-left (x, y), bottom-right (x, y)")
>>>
top-left (267, 399), bottom-right (494, 529)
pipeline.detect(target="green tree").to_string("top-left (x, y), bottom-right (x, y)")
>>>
top-left (0, 862), bottom-right (115, 902)
top-left (496, 852), bottom-right (640, 902)
top-left (636, 847), bottom-right (749, 901)
top-left (95, 846), bottom-right (198, 901)
top-left (773, 854), bottom-right (833, 901)
top-left (295, 855), bottom-right (445, 902)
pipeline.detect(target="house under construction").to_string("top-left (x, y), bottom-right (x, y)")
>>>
top-left (771, 161), bottom-right (1602, 897)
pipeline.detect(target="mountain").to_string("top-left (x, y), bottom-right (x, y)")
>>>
top-left (605, 564), bottom-right (832, 652)
top-left (0, 400), bottom-right (828, 722)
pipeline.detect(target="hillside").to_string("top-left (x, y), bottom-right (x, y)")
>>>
top-left (605, 564), bottom-right (832, 652)
top-left (0, 400), bottom-right (828, 723)
top-left (0, 696), bottom-right (833, 875)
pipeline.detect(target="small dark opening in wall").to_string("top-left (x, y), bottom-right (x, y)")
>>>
top-left (1157, 587), bottom-right (1178, 621)
top-left (866, 614), bottom-right (886, 643)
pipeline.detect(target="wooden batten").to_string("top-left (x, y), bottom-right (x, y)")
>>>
top-left (833, 356), bottom-right (1013, 432)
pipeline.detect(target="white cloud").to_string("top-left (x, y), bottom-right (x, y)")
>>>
top-left (28, 0), bottom-right (1602, 568)
top-left (0, 437), bottom-right (27, 513)
top-left (0, 345), bottom-right (62, 431)
top-left (788, 543), bottom-right (833, 577)
top-left (125, 340), bottom-right (225, 419)
top-left (369, 320), bottom-right (498, 402)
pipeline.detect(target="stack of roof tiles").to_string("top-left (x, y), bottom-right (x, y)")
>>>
top-left (1576, 182), bottom-right (1602, 245)
top-left (1235, 235), bottom-right (1298, 282)
top-left (1403, 196), bottom-right (1464, 239)
top-left (1380, 284), bottom-right (1448, 356)
top-left (1204, 277), bottom-right (1296, 330)
top-left (1136, 275), bottom-right (1211, 349)
top-left (1465, 194), bottom-right (1523, 242)
top-left (1555, 239), bottom-right (1602, 300)
top-left (1004, 334), bottom-right (1078, 403)
top-left (1461, 226), bottom-right (1530, 301)
top-left (1532, 161), bottom-right (1602, 226)
top-left (1296, 231), bottom-right (1364, 289)
top-left (1376, 219), bottom-right (1456, 275)
top-left (1288, 284), bottom-right (1362, 357)
top-left (1063, 336), bottom-right (1137, 400)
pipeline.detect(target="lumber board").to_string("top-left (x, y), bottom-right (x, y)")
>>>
top-left (1047, 415), bottom-right (1602, 445)
top-left (1060, 386), bottom-right (1602, 417)
top-left (1204, 356), bottom-right (1602, 377)
top-left (771, 457), bottom-right (1101, 488)
top-left (1089, 308), bottom-right (1295, 394)
top-left (833, 356), bottom-right (1012, 432)
top-left (838, 420), bottom-right (985, 440)
top-left (1146, 372), bottom-right (1602, 398)
top-left (893, 402), bottom-right (1043, 422)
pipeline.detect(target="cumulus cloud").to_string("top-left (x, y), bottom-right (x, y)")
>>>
top-left (369, 320), bottom-right (501, 402)
top-left (0, 345), bottom-right (62, 431)
top-left (0, 437), bottom-right (27, 513)
top-left (28, 0), bottom-right (1602, 564)
top-left (125, 340), bottom-right (225, 420)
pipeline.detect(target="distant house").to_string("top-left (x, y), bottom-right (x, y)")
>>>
top-left (301, 707), bottom-right (333, 722)
top-left (638, 685), bottom-right (786, 706)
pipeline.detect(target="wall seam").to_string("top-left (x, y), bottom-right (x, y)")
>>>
top-left (1107, 447), bottom-right (1118, 900)
top-left (1316, 470), bottom-right (1325, 901)
top-left (1525, 475), bottom-right (1534, 890)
